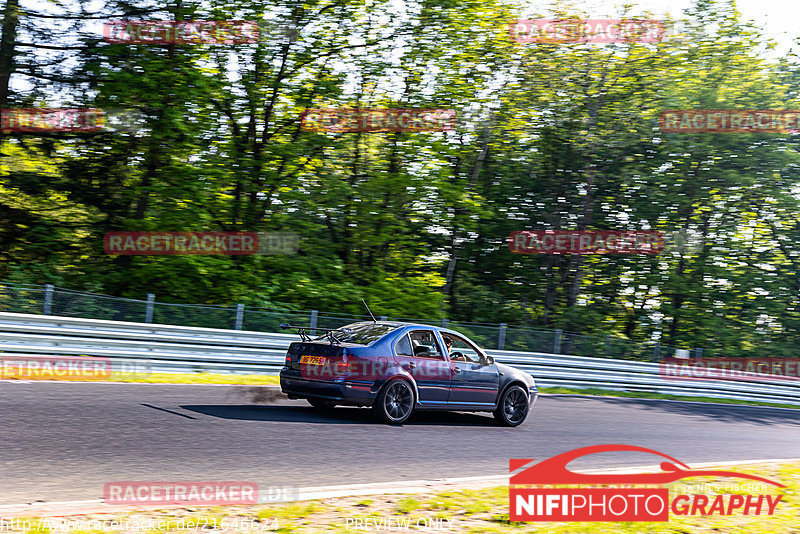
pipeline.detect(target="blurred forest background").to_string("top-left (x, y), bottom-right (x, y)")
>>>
top-left (1, 0), bottom-right (799, 356)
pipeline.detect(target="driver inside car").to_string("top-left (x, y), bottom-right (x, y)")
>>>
top-left (444, 336), bottom-right (468, 362)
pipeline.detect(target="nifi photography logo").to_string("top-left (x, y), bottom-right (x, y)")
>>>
top-left (509, 444), bottom-right (784, 522)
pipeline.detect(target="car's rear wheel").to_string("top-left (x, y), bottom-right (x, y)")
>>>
top-left (373, 379), bottom-right (415, 424)
top-left (494, 385), bottom-right (530, 426)
top-left (307, 398), bottom-right (337, 410)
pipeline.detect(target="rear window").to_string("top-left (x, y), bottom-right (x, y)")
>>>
top-left (315, 322), bottom-right (400, 345)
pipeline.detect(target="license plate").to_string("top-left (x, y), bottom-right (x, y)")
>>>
top-left (299, 355), bottom-right (325, 365)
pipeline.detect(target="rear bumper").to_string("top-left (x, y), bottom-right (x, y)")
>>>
top-left (280, 368), bottom-right (377, 406)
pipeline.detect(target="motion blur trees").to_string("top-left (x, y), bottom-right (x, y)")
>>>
top-left (1, 0), bottom-right (799, 355)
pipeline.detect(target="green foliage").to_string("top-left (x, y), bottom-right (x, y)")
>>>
top-left (1, 0), bottom-right (799, 357)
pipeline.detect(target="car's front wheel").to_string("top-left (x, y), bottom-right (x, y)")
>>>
top-left (373, 379), bottom-right (415, 424)
top-left (494, 385), bottom-right (530, 426)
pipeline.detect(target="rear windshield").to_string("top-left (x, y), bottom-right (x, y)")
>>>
top-left (315, 322), bottom-right (399, 345)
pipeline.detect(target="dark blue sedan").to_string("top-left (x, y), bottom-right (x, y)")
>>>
top-left (279, 321), bottom-right (538, 425)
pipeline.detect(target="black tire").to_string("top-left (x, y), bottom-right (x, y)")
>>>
top-left (307, 398), bottom-right (337, 410)
top-left (494, 385), bottom-right (530, 427)
top-left (372, 379), bottom-right (415, 424)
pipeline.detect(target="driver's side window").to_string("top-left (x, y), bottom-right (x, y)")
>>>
top-left (444, 334), bottom-right (482, 363)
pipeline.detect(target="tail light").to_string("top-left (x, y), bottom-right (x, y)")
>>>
top-left (335, 349), bottom-right (350, 374)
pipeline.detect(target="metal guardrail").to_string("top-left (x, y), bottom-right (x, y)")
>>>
top-left (0, 282), bottom-right (692, 360)
top-left (0, 312), bottom-right (798, 406)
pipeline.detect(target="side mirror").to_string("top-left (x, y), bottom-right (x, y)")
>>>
top-left (482, 355), bottom-right (494, 365)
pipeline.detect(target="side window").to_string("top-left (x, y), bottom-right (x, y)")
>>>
top-left (408, 330), bottom-right (444, 360)
top-left (444, 334), bottom-right (482, 363)
top-left (394, 334), bottom-right (414, 357)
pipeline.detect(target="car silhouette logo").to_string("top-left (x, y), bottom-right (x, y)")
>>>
top-left (510, 444), bottom-right (786, 487)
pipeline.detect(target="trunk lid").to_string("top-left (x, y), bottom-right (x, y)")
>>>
top-left (286, 342), bottom-right (346, 371)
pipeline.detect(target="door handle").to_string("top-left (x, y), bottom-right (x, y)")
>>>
top-left (452, 367), bottom-right (462, 374)
top-left (404, 362), bottom-right (417, 370)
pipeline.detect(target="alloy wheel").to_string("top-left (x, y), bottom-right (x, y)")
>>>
top-left (384, 381), bottom-right (413, 421)
top-left (502, 387), bottom-right (529, 425)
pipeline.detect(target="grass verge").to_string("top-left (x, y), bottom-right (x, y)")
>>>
top-left (110, 372), bottom-right (280, 385)
top-left (540, 386), bottom-right (800, 410)
top-left (3, 461), bottom-right (797, 533)
top-left (1, 372), bottom-right (280, 386)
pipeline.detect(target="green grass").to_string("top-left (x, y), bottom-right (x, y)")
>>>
top-left (395, 497), bottom-right (423, 513)
top-left (540, 386), bottom-right (800, 410)
top-left (8, 461), bottom-right (797, 533)
top-left (1, 371), bottom-right (280, 386)
top-left (109, 372), bottom-right (280, 385)
top-left (215, 461), bottom-right (800, 532)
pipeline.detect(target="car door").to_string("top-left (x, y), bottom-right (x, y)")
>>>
top-left (443, 332), bottom-right (500, 405)
top-left (392, 329), bottom-right (450, 404)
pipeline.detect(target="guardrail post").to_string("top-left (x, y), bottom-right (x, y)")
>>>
top-left (235, 304), bottom-right (245, 330)
top-left (605, 335), bottom-right (611, 357)
top-left (441, 318), bottom-right (449, 327)
top-left (694, 347), bottom-right (703, 361)
top-left (145, 293), bottom-right (155, 323)
top-left (498, 323), bottom-right (507, 350)
top-left (43, 284), bottom-right (54, 315)
top-left (309, 309), bottom-right (318, 336)
top-left (652, 341), bottom-right (661, 362)
top-left (554, 329), bottom-right (562, 354)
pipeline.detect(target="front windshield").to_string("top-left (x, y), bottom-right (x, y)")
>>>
top-left (314, 323), bottom-right (399, 345)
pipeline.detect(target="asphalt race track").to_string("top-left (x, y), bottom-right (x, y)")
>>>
top-left (1, 382), bottom-right (799, 505)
